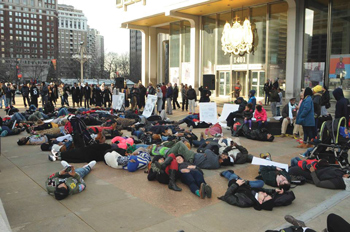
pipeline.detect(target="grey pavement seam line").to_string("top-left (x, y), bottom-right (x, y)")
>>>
top-left (274, 190), bottom-right (350, 230)
top-left (0, 153), bottom-right (98, 232)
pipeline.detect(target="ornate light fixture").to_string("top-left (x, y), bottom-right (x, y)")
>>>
top-left (221, 15), bottom-right (254, 56)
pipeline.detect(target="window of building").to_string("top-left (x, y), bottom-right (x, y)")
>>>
top-left (31, 0), bottom-right (34, 6)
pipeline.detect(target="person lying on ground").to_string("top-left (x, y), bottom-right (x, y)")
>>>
top-left (48, 132), bottom-right (109, 162)
top-left (266, 214), bottom-right (350, 232)
top-left (104, 150), bottom-right (151, 172)
top-left (45, 160), bottom-right (96, 200)
top-left (17, 134), bottom-right (72, 146)
top-left (147, 153), bottom-right (182, 191)
top-left (176, 154), bottom-right (212, 199)
top-left (288, 158), bottom-right (350, 190)
top-left (257, 153), bottom-right (291, 191)
top-left (220, 141), bottom-right (254, 165)
top-left (218, 176), bottom-right (295, 210)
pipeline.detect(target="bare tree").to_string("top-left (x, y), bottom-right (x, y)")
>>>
top-left (104, 52), bottom-right (130, 78)
top-left (28, 60), bottom-right (49, 81)
top-left (0, 59), bottom-right (17, 83)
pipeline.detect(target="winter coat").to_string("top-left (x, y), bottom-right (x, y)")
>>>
top-left (296, 96), bottom-right (315, 126)
top-left (166, 86), bottom-right (173, 98)
top-left (312, 93), bottom-right (322, 118)
top-left (199, 86), bottom-right (211, 102)
top-left (181, 88), bottom-right (187, 99)
top-left (259, 166), bottom-right (291, 187)
top-left (161, 85), bottom-right (167, 97)
top-left (270, 89), bottom-right (279, 102)
top-left (187, 89), bottom-right (197, 101)
top-left (41, 85), bottom-right (49, 97)
top-left (254, 108), bottom-right (267, 122)
top-left (281, 104), bottom-right (297, 119)
top-left (248, 90), bottom-right (256, 111)
top-left (21, 86), bottom-right (29, 97)
top-left (236, 97), bottom-right (248, 113)
top-left (173, 86), bottom-right (179, 98)
top-left (333, 88), bottom-right (349, 123)
top-left (147, 86), bottom-right (156, 96)
top-left (84, 86), bottom-right (91, 99)
top-left (243, 109), bottom-right (253, 120)
top-left (193, 150), bottom-right (220, 169)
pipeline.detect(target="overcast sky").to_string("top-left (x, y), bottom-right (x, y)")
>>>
top-left (58, 0), bottom-right (130, 54)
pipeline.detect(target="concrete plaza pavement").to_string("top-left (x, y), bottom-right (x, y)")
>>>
top-left (0, 96), bottom-right (349, 232)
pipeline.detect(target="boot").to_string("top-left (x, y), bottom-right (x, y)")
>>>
top-left (156, 156), bottom-right (173, 170)
top-left (168, 169), bottom-right (182, 191)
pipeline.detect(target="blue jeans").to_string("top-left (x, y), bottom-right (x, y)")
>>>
top-left (12, 113), bottom-right (26, 122)
top-left (6, 97), bottom-right (11, 107)
top-left (181, 169), bottom-right (206, 194)
top-left (291, 157), bottom-right (302, 167)
top-left (132, 130), bottom-right (144, 139)
top-left (301, 147), bottom-right (313, 158)
top-left (75, 166), bottom-right (91, 179)
top-left (221, 170), bottom-right (264, 188)
top-left (58, 108), bottom-right (69, 117)
top-left (0, 95), bottom-right (4, 108)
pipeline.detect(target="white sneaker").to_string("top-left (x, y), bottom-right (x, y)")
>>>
top-left (343, 177), bottom-right (350, 191)
top-left (61, 160), bottom-right (70, 168)
top-left (84, 160), bottom-right (96, 169)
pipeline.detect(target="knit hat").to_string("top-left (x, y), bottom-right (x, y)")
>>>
top-left (104, 151), bottom-right (121, 169)
top-left (304, 87), bottom-right (313, 98)
top-left (126, 144), bottom-right (136, 154)
top-left (254, 198), bottom-right (274, 211)
top-left (127, 156), bottom-right (139, 172)
top-left (312, 85), bottom-right (323, 93)
top-left (54, 186), bottom-right (69, 200)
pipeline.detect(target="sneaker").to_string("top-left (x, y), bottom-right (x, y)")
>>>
top-left (343, 177), bottom-right (350, 191)
top-left (204, 184), bottom-right (212, 198)
top-left (299, 153), bottom-right (306, 158)
top-left (259, 153), bottom-right (266, 158)
top-left (293, 134), bottom-right (298, 140)
top-left (61, 160), bottom-right (70, 168)
top-left (84, 160), bottom-right (96, 169)
top-left (199, 183), bottom-right (206, 199)
top-left (48, 154), bottom-right (56, 161)
top-left (280, 133), bottom-right (286, 137)
top-left (284, 215), bottom-right (306, 227)
top-left (189, 125), bottom-right (193, 132)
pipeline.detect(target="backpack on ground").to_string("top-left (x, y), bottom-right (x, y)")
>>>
top-left (65, 116), bottom-right (95, 148)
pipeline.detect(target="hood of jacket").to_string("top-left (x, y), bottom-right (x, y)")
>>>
top-left (333, 88), bottom-right (344, 101)
top-left (249, 90), bottom-right (256, 96)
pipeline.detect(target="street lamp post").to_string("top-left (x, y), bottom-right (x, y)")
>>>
top-left (72, 42), bottom-right (91, 83)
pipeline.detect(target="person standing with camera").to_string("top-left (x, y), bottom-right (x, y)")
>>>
top-left (45, 160), bottom-right (96, 200)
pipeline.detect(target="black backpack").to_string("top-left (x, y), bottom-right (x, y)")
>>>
top-left (67, 116), bottom-right (95, 148)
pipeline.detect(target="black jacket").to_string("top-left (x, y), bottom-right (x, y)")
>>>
top-left (312, 93), bottom-right (322, 117)
top-left (187, 88), bottom-right (197, 100)
top-left (259, 166), bottom-right (291, 187)
top-left (30, 86), bottom-right (39, 97)
top-left (84, 86), bottom-right (91, 98)
top-left (270, 89), bottom-right (279, 102)
top-left (21, 86), bottom-right (29, 97)
top-left (333, 88), bottom-right (349, 123)
top-left (173, 86), bottom-right (179, 98)
top-left (199, 86), bottom-right (211, 102)
top-left (281, 104), bottom-right (297, 119)
top-left (147, 87), bottom-right (156, 95)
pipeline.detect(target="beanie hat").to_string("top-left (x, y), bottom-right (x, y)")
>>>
top-left (312, 85), bottom-right (323, 93)
top-left (267, 135), bottom-right (275, 142)
top-left (304, 87), bottom-right (313, 98)
top-left (104, 151), bottom-right (121, 169)
top-left (220, 157), bottom-right (234, 166)
top-left (54, 186), bottom-right (69, 200)
top-left (254, 198), bottom-right (274, 211)
top-left (126, 144), bottom-right (136, 154)
top-left (127, 156), bottom-right (139, 172)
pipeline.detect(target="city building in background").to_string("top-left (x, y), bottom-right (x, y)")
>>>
top-left (0, 0), bottom-right (58, 83)
top-left (117, 0), bottom-right (350, 99)
top-left (129, 29), bottom-right (142, 83)
top-left (87, 28), bottom-right (105, 81)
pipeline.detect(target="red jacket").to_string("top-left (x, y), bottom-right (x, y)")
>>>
top-left (254, 107), bottom-right (267, 122)
top-left (161, 85), bottom-right (166, 97)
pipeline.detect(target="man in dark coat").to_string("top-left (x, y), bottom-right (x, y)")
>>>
top-left (30, 83), bottom-right (39, 107)
top-left (83, 83), bottom-right (91, 108)
top-left (226, 97), bottom-right (247, 127)
top-left (138, 83), bottom-right (147, 109)
top-left (218, 178), bottom-right (290, 210)
top-left (172, 83), bottom-right (180, 110)
top-left (199, 86), bottom-right (211, 102)
top-left (21, 83), bottom-right (30, 108)
top-left (71, 83), bottom-right (80, 108)
top-left (41, 82), bottom-right (49, 108)
top-left (161, 83), bottom-right (167, 110)
top-left (332, 87), bottom-right (349, 123)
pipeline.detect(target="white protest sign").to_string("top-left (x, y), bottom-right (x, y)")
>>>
top-left (112, 95), bottom-right (118, 109)
top-left (115, 93), bottom-right (125, 110)
top-left (251, 157), bottom-right (289, 172)
top-left (143, 94), bottom-right (157, 118)
top-left (219, 104), bottom-right (239, 123)
top-left (199, 102), bottom-right (218, 124)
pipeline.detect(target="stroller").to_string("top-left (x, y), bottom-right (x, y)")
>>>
top-left (310, 117), bottom-right (350, 168)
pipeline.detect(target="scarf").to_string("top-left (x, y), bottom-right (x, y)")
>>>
top-left (288, 102), bottom-right (296, 124)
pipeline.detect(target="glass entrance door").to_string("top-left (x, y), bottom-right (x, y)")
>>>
top-left (219, 71), bottom-right (231, 96)
top-left (233, 71), bottom-right (247, 97)
top-left (251, 71), bottom-right (266, 98)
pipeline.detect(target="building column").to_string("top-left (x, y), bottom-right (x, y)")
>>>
top-left (165, 11), bottom-right (200, 88)
top-left (148, 27), bottom-right (158, 86)
top-left (285, 0), bottom-right (304, 99)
